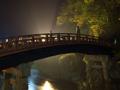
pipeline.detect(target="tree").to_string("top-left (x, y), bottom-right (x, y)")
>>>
top-left (57, 0), bottom-right (120, 37)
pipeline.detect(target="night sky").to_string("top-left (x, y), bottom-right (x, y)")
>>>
top-left (0, 0), bottom-right (62, 38)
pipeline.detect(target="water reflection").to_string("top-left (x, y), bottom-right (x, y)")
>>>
top-left (27, 53), bottom-right (111, 90)
top-left (1, 53), bottom-right (120, 90)
top-left (41, 81), bottom-right (55, 90)
top-left (28, 68), bottom-right (57, 90)
top-left (28, 80), bottom-right (56, 90)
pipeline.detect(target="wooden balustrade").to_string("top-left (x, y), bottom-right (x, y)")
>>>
top-left (0, 33), bottom-right (112, 51)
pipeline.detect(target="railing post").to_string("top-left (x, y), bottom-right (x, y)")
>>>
top-left (57, 33), bottom-right (60, 42)
top-left (32, 35), bottom-right (34, 43)
top-left (31, 35), bottom-right (35, 47)
top-left (67, 33), bottom-right (70, 41)
top-left (14, 37), bottom-right (17, 48)
top-left (76, 33), bottom-right (80, 40)
top-left (50, 33), bottom-right (52, 43)
top-left (46, 34), bottom-right (48, 44)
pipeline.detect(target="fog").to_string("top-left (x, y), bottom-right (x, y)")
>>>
top-left (0, 0), bottom-right (60, 37)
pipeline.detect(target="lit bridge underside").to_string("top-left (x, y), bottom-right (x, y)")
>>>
top-left (0, 33), bottom-right (114, 69)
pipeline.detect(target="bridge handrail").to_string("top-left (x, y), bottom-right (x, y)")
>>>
top-left (0, 33), bottom-right (112, 51)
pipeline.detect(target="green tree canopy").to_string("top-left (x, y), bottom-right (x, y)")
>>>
top-left (57, 0), bottom-right (120, 37)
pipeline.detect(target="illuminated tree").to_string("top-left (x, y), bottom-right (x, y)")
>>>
top-left (57, 0), bottom-right (120, 37)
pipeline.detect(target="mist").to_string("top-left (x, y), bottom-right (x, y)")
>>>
top-left (0, 0), bottom-right (60, 38)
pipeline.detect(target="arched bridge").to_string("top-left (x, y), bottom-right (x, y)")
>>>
top-left (0, 33), bottom-right (115, 69)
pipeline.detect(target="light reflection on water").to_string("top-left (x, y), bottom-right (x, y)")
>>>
top-left (40, 81), bottom-right (56, 90)
top-left (28, 80), bottom-right (57, 90)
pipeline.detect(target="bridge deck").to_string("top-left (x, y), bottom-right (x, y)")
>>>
top-left (0, 33), bottom-right (116, 69)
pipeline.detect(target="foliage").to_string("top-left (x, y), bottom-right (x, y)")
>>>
top-left (57, 0), bottom-right (120, 37)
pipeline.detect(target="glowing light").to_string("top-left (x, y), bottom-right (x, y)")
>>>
top-left (54, 37), bottom-right (58, 40)
top-left (19, 37), bottom-right (23, 40)
top-left (12, 42), bottom-right (15, 46)
top-left (27, 40), bottom-right (32, 43)
top-left (42, 39), bottom-right (46, 42)
top-left (54, 37), bottom-right (58, 41)
top-left (0, 44), bottom-right (2, 48)
top-left (60, 38), bottom-right (63, 40)
top-left (5, 39), bottom-right (8, 42)
top-left (70, 37), bottom-right (73, 40)
top-left (34, 39), bottom-right (40, 42)
top-left (34, 40), bottom-right (37, 42)
top-left (118, 18), bottom-right (120, 21)
top-left (41, 81), bottom-right (54, 90)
